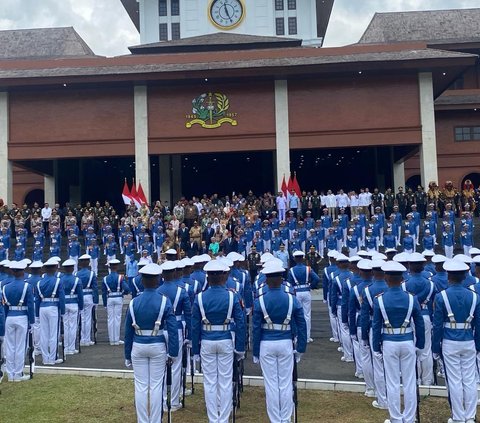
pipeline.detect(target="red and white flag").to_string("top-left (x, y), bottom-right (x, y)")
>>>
top-left (293, 172), bottom-right (302, 197)
top-left (121, 179), bottom-right (133, 205)
top-left (137, 182), bottom-right (148, 206)
top-left (281, 175), bottom-right (288, 197)
top-left (130, 179), bottom-right (141, 209)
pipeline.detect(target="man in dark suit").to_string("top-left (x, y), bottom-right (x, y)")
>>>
top-left (202, 223), bottom-right (215, 248)
top-left (221, 231), bottom-right (237, 255)
top-left (186, 240), bottom-right (199, 258)
top-left (178, 222), bottom-right (190, 252)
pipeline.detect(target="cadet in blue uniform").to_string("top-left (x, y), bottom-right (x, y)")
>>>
top-left (324, 251), bottom-right (339, 342)
top-left (372, 261), bottom-right (425, 423)
top-left (431, 255), bottom-right (448, 292)
top-left (191, 260), bottom-right (245, 423)
top-left (102, 259), bottom-right (129, 345)
top-left (2, 260), bottom-right (34, 381)
top-left (432, 260), bottom-right (480, 423)
top-left (253, 261), bottom-right (307, 423)
top-left (124, 263), bottom-right (179, 423)
top-left (60, 259), bottom-right (84, 355)
top-left (287, 250), bottom-right (320, 343)
top-left (76, 254), bottom-right (98, 346)
top-left (35, 257), bottom-right (65, 365)
top-left (27, 261), bottom-right (43, 355)
top-left (157, 260), bottom-right (192, 411)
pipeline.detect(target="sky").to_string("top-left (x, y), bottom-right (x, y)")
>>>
top-left (0, 0), bottom-right (479, 56)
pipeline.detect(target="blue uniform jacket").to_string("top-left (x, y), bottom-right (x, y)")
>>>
top-left (157, 280), bottom-right (192, 340)
top-left (34, 275), bottom-right (66, 317)
top-left (340, 272), bottom-right (356, 324)
top-left (124, 289), bottom-right (179, 360)
top-left (348, 278), bottom-right (370, 335)
top-left (432, 285), bottom-right (480, 353)
top-left (76, 268), bottom-right (99, 304)
top-left (129, 274), bottom-right (144, 299)
top-left (231, 266), bottom-right (253, 309)
top-left (403, 273), bottom-right (434, 315)
top-left (101, 272), bottom-right (129, 306)
top-left (432, 272), bottom-right (448, 292)
top-left (372, 287), bottom-right (425, 352)
top-left (3, 278), bottom-right (35, 324)
top-left (252, 287), bottom-right (306, 357)
top-left (322, 264), bottom-right (337, 302)
top-left (287, 264), bottom-right (320, 293)
top-left (191, 285), bottom-right (245, 355)
top-left (0, 303), bottom-right (4, 336)
top-left (329, 269), bottom-right (350, 314)
top-left (360, 280), bottom-right (387, 340)
top-left (61, 273), bottom-right (84, 310)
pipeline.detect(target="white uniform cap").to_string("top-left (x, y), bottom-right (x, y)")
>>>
top-left (203, 260), bottom-right (228, 272)
top-left (44, 257), bottom-right (60, 266)
top-left (139, 263), bottom-right (162, 276)
top-left (29, 261), bottom-right (43, 269)
top-left (422, 250), bottom-right (435, 257)
top-left (262, 263), bottom-right (286, 275)
top-left (357, 250), bottom-right (369, 258)
top-left (292, 251), bottom-right (305, 258)
top-left (226, 252), bottom-right (241, 261)
top-left (138, 258), bottom-right (150, 266)
top-left (219, 257), bottom-right (234, 268)
top-left (0, 259), bottom-right (10, 266)
top-left (371, 259), bottom-right (386, 269)
top-left (108, 258), bottom-right (121, 265)
top-left (191, 255), bottom-right (204, 264)
top-left (393, 252), bottom-right (410, 263)
top-left (432, 254), bottom-right (447, 264)
top-left (357, 259), bottom-right (373, 271)
top-left (327, 250), bottom-right (339, 258)
top-left (51, 256), bottom-right (62, 263)
top-left (165, 249), bottom-right (177, 255)
top-left (62, 259), bottom-right (76, 267)
top-left (260, 252), bottom-right (274, 263)
top-left (385, 248), bottom-right (398, 254)
top-left (473, 255), bottom-right (480, 265)
top-left (79, 254), bottom-right (91, 260)
top-left (22, 258), bottom-right (32, 265)
top-left (381, 261), bottom-right (407, 273)
top-left (453, 254), bottom-right (473, 264)
top-left (469, 247), bottom-right (480, 255)
top-left (408, 252), bottom-right (426, 263)
top-left (181, 258), bottom-right (194, 267)
top-left (262, 258), bottom-right (284, 270)
top-left (348, 255), bottom-right (362, 263)
top-left (443, 259), bottom-right (469, 272)
top-left (371, 253), bottom-right (387, 261)
top-left (175, 260), bottom-right (185, 269)
top-left (200, 254), bottom-right (212, 262)
top-left (161, 261), bottom-right (177, 271)
top-left (335, 254), bottom-right (349, 262)
top-left (9, 261), bottom-right (27, 270)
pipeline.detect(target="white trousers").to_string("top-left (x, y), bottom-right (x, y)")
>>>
top-left (107, 297), bottom-right (123, 343)
top-left (383, 340), bottom-right (417, 423)
top-left (91, 259), bottom-right (98, 275)
top-left (260, 339), bottom-right (294, 423)
top-left (63, 303), bottom-right (78, 353)
top-left (163, 328), bottom-right (184, 407)
top-left (359, 328), bottom-right (374, 391)
top-left (443, 339), bottom-right (477, 422)
top-left (201, 339), bottom-right (234, 423)
top-left (369, 329), bottom-right (387, 407)
top-left (417, 315), bottom-right (433, 385)
top-left (5, 315), bottom-right (28, 380)
top-left (296, 291), bottom-right (311, 339)
top-left (348, 247), bottom-right (358, 257)
top-left (69, 256), bottom-right (79, 272)
top-left (39, 306), bottom-right (59, 364)
top-left (132, 342), bottom-right (167, 423)
top-left (352, 324), bottom-right (363, 375)
top-left (327, 298), bottom-right (339, 342)
top-left (81, 295), bottom-right (94, 344)
top-left (464, 245), bottom-right (472, 256)
top-left (445, 245), bottom-right (454, 259)
top-left (337, 305), bottom-right (353, 360)
top-left (33, 316), bottom-right (41, 353)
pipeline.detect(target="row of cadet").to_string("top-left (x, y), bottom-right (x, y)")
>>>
top-left (324, 248), bottom-right (480, 423)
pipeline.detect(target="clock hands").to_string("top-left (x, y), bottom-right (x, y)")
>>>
top-left (224, 3), bottom-right (233, 23)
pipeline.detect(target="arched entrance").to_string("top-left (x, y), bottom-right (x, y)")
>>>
top-left (24, 189), bottom-right (44, 207)
top-left (461, 172), bottom-right (480, 188)
top-left (405, 175), bottom-right (421, 190)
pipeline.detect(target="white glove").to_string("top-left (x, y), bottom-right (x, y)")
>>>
top-left (294, 350), bottom-right (303, 363)
top-left (245, 308), bottom-right (252, 316)
top-left (193, 354), bottom-right (201, 363)
top-left (373, 351), bottom-right (383, 361)
top-left (322, 300), bottom-right (327, 304)
top-left (253, 356), bottom-right (259, 364)
top-left (183, 339), bottom-right (192, 348)
top-left (234, 351), bottom-right (245, 361)
top-left (125, 359), bottom-right (132, 368)
top-left (433, 353), bottom-right (440, 361)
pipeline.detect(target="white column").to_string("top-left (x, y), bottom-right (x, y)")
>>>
top-left (171, 154), bottom-right (182, 203)
top-left (0, 92), bottom-right (12, 205)
top-left (159, 155), bottom-right (171, 204)
top-left (134, 85), bottom-right (150, 204)
top-left (139, 0), bottom-right (160, 44)
top-left (418, 72), bottom-right (438, 187)
top-left (44, 175), bottom-right (56, 206)
top-left (274, 80), bottom-right (291, 191)
top-left (393, 161), bottom-right (405, 191)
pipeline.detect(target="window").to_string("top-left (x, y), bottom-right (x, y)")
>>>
top-left (276, 18), bottom-right (285, 35)
top-left (455, 126), bottom-right (480, 141)
top-left (171, 0), bottom-right (180, 16)
top-left (159, 0), bottom-right (167, 16)
top-left (172, 22), bottom-right (180, 40)
top-left (275, 0), bottom-right (284, 11)
top-left (159, 23), bottom-right (168, 41)
top-left (288, 17), bottom-right (297, 35)
top-left (287, 0), bottom-right (296, 10)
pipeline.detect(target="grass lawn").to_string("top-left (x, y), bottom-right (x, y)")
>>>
top-left (0, 375), bottom-right (457, 422)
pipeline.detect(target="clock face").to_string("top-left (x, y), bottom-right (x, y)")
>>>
top-left (209, 0), bottom-right (245, 30)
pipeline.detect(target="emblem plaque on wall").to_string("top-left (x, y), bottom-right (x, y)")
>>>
top-left (185, 92), bottom-right (238, 129)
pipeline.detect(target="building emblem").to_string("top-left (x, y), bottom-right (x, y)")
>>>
top-left (185, 92), bottom-right (238, 129)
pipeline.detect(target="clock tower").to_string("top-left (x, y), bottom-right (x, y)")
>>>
top-left (121, 0), bottom-right (334, 46)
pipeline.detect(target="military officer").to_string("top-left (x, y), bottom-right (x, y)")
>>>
top-left (124, 262), bottom-right (179, 423)
top-left (2, 260), bottom-right (34, 381)
top-left (191, 259), bottom-right (245, 423)
top-left (76, 254), bottom-right (98, 346)
top-left (253, 261), bottom-right (307, 423)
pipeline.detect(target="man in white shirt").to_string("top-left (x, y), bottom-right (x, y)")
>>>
top-left (336, 189), bottom-right (350, 215)
top-left (364, 188), bottom-right (372, 217)
top-left (41, 202), bottom-right (52, 235)
top-left (324, 190), bottom-right (337, 219)
top-left (349, 191), bottom-right (359, 218)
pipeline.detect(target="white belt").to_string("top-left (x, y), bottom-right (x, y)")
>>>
top-left (295, 284), bottom-right (310, 289)
top-left (421, 304), bottom-right (428, 310)
top-left (175, 315), bottom-right (184, 321)
top-left (108, 293), bottom-right (122, 297)
top-left (382, 327), bottom-right (413, 335)
top-left (9, 306), bottom-right (27, 311)
top-left (444, 323), bottom-right (472, 329)
top-left (83, 289), bottom-right (93, 293)
top-left (42, 298), bottom-right (59, 302)
top-left (202, 324), bottom-right (231, 331)
top-left (65, 295), bottom-right (78, 299)
top-left (261, 323), bottom-right (291, 331)
top-left (135, 330), bottom-right (166, 337)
